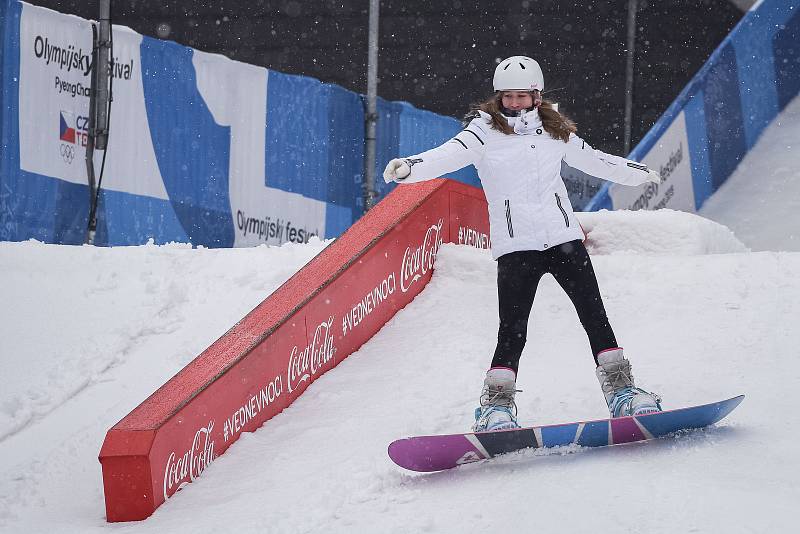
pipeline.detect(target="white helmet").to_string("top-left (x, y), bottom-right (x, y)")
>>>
top-left (493, 56), bottom-right (544, 92)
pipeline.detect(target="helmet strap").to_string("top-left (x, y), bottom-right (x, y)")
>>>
top-left (531, 89), bottom-right (543, 108)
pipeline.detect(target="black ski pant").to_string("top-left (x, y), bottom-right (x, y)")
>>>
top-left (491, 240), bottom-right (617, 373)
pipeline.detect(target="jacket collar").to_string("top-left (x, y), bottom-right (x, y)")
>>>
top-left (504, 108), bottom-right (542, 135)
top-left (477, 109), bottom-right (542, 135)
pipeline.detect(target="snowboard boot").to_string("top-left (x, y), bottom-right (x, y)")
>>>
top-left (596, 348), bottom-right (662, 417)
top-left (473, 367), bottom-right (521, 432)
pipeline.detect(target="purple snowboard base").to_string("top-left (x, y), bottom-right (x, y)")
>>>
top-left (388, 395), bottom-right (744, 472)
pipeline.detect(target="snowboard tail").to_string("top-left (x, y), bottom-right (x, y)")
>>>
top-left (388, 395), bottom-right (744, 472)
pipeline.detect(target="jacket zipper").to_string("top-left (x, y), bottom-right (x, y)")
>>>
top-left (504, 200), bottom-right (514, 238)
top-left (555, 193), bottom-right (570, 227)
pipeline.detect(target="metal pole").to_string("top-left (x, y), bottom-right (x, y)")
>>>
top-left (363, 0), bottom-right (379, 211)
top-left (624, 0), bottom-right (637, 156)
top-left (85, 0), bottom-right (112, 244)
top-left (95, 0), bottom-right (111, 150)
top-left (85, 23), bottom-right (98, 243)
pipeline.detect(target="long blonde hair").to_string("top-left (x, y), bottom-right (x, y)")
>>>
top-left (467, 92), bottom-right (577, 143)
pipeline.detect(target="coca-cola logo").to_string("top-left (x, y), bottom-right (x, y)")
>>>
top-left (400, 220), bottom-right (443, 293)
top-left (163, 421), bottom-right (216, 500)
top-left (287, 316), bottom-right (336, 393)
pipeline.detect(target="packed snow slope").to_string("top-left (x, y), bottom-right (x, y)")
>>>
top-left (1, 206), bottom-right (798, 534)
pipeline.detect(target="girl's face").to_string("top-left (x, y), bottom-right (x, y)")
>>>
top-left (501, 91), bottom-right (534, 112)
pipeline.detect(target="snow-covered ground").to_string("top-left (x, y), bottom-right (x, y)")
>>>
top-left (1, 100), bottom-right (798, 532)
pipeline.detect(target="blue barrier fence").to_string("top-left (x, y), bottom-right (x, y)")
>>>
top-left (585, 0), bottom-right (800, 212)
top-left (0, 0), bottom-right (477, 247)
top-left (6, 0), bottom-right (793, 246)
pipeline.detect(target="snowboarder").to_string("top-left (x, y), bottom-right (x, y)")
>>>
top-left (383, 56), bottom-right (663, 432)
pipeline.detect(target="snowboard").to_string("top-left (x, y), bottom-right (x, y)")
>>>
top-left (388, 395), bottom-right (744, 472)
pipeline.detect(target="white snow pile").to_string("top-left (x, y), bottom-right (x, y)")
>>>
top-left (0, 238), bottom-right (330, 443)
top-left (578, 209), bottom-right (748, 255)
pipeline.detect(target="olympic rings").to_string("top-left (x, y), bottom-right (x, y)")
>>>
top-left (59, 143), bottom-right (75, 164)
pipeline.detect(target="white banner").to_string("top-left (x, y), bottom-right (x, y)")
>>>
top-left (18, 3), bottom-right (168, 200)
top-left (192, 50), bottom-right (327, 247)
top-left (19, 4), bottom-right (93, 183)
top-left (609, 111), bottom-right (696, 212)
top-left (17, 3), bottom-right (330, 246)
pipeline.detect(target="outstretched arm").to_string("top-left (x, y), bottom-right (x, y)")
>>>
top-left (563, 134), bottom-right (661, 186)
top-left (383, 120), bottom-right (487, 184)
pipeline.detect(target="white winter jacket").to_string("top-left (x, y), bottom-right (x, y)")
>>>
top-left (398, 109), bottom-right (654, 259)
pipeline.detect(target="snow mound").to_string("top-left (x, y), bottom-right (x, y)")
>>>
top-left (577, 209), bottom-right (748, 255)
top-left (0, 238), bottom-right (329, 443)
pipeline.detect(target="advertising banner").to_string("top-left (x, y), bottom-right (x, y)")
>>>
top-left (18, 4), bottom-right (167, 200)
top-left (18, 4), bottom-right (93, 185)
top-left (8, 2), bottom-right (362, 246)
top-left (2, 1), bottom-right (494, 246)
top-left (560, 162), bottom-right (605, 211)
top-left (608, 111), bottom-right (696, 212)
top-left (586, 0), bottom-right (799, 214)
top-left (191, 50), bottom-right (329, 247)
